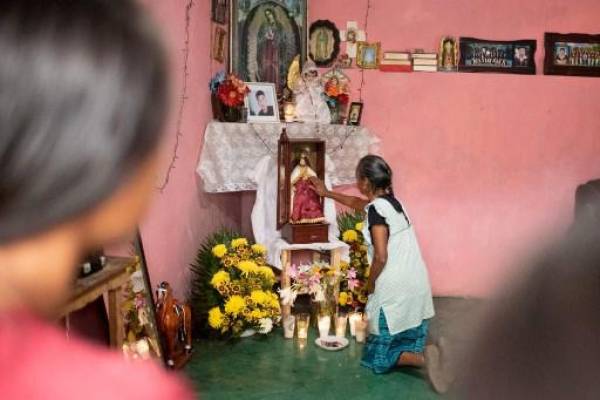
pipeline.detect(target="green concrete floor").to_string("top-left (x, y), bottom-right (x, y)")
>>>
top-left (185, 298), bottom-right (480, 399)
top-left (185, 329), bottom-right (438, 400)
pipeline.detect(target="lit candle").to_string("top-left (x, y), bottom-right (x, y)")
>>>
top-left (348, 312), bottom-right (363, 337)
top-left (355, 318), bottom-right (368, 343)
top-left (296, 313), bottom-right (309, 340)
top-left (335, 314), bottom-right (348, 338)
top-left (318, 315), bottom-right (331, 339)
top-left (283, 315), bottom-right (295, 339)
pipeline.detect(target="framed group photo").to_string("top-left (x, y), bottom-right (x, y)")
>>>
top-left (245, 82), bottom-right (280, 123)
top-left (459, 37), bottom-right (536, 75)
top-left (544, 32), bottom-right (600, 77)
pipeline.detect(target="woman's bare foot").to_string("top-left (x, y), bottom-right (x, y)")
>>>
top-left (425, 337), bottom-right (453, 394)
top-left (396, 351), bottom-right (426, 367)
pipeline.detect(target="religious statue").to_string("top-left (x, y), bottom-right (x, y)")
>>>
top-left (290, 152), bottom-right (325, 224)
top-left (156, 281), bottom-right (192, 369)
top-left (439, 37), bottom-right (458, 71)
top-left (293, 60), bottom-right (331, 123)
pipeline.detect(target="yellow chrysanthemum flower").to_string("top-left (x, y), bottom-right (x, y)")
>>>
top-left (251, 244), bottom-right (267, 255)
top-left (338, 292), bottom-right (348, 306)
top-left (237, 260), bottom-right (259, 276)
top-left (258, 266), bottom-right (275, 279)
top-left (224, 295), bottom-right (246, 316)
top-left (208, 307), bottom-right (225, 329)
top-left (340, 261), bottom-right (349, 271)
top-left (210, 270), bottom-right (230, 288)
top-left (355, 222), bottom-right (364, 231)
top-left (250, 290), bottom-right (269, 305)
top-left (231, 238), bottom-right (248, 248)
top-left (342, 229), bottom-right (358, 243)
top-left (212, 244), bottom-right (227, 258)
top-left (250, 309), bottom-right (264, 320)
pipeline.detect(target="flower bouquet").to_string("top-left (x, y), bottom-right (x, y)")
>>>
top-left (206, 238), bottom-right (280, 338)
top-left (209, 71), bottom-right (250, 122)
top-left (337, 212), bottom-right (370, 312)
top-left (323, 75), bottom-right (350, 124)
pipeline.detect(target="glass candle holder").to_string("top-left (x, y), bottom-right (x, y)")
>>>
top-left (283, 315), bottom-right (295, 339)
top-left (317, 315), bottom-right (331, 339)
top-left (348, 312), bottom-right (363, 337)
top-left (335, 314), bottom-right (348, 338)
top-left (296, 313), bottom-right (310, 340)
top-left (355, 318), bottom-right (368, 343)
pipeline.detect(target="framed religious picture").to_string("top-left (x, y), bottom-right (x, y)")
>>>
top-left (277, 129), bottom-right (329, 244)
top-left (212, 26), bottom-right (227, 63)
top-left (347, 102), bottom-right (363, 126)
top-left (309, 20), bottom-right (341, 68)
top-left (459, 37), bottom-right (536, 75)
top-left (211, 0), bottom-right (228, 24)
top-left (245, 82), bottom-right (280, 122)
top-left (544, 33), bottom-right (600, 77)
top-left (356, 42), bottom-right (381, 69)
top-left (230, 0), bottom-right (307, 94)
top-left (438, 36), bottom-right (458, 72)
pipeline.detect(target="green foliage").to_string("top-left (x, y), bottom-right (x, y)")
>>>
top-left (337, 210), bottom-right (365, 236)
top-left (188, 228), bottom-right (241, 338)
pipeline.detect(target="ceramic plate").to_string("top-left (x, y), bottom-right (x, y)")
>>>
top-left (315, 336), bottom-right (349, 351)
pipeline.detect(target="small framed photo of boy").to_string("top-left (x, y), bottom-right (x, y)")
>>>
top-left (347, 102), bottom-right (363, 126)
top-left (245, 82), bottom-right (280, 123)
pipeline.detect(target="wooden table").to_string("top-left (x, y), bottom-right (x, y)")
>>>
top-left (60, 257), bottom-right (137, 348)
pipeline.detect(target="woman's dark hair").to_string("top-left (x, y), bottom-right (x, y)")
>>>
top-left (356, 155), bottom-right (393, 194)
top-left (0, 0), bottom-right (168, 243)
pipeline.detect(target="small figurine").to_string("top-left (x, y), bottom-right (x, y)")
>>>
top-left (156, 281), bottom-right (192, 369)
top-left (290, 151), bottom-right (326, 224)
top-left (292, 60), bottom-right (331, 124)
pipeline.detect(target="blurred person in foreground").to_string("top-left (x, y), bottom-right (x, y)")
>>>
top-left (0, 0), bottom-right (193, 398)
top-left (441, 189), bottom-right (600, 398)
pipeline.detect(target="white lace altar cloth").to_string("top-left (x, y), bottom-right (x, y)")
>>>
top-left (196, 122), bottom-right (380, 193)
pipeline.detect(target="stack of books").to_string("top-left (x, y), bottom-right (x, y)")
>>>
top-left (380, 51), bottom-right (412, 72)
top-left (411, 51), bottom-right (438, 72)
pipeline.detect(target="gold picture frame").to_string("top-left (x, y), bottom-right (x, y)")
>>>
top-left (356, 42), bottom-right (381, 69)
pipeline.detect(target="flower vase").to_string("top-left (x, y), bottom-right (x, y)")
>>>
top-left (222, 105), bottom-right (241, 123)
top-left (328, 102), bottom-right (347, 124)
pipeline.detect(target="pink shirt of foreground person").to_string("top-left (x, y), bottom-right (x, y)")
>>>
top-left (0, 312), bottom-right (194, 399)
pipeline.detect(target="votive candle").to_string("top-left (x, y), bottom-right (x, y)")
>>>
top-left (317, 315), bottom-right (331, 339)
top-left (283, 315), bottom-right (295, 339)
top-left (348, 312), bottom-right (363, 337)
top-left (355, 318), bottom-right (368, 343)
top-left (296, 314), bottom-right (309, 340)
top-left (335, 314), bottom-right (348, 338)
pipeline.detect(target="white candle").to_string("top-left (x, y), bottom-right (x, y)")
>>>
top-left (296, 314), bottom-right (309, 340)
top-left (355, 318), bottom-right (368, 343)
top-left (335, 315), bottom-right (348, 338)
top-left (348, 312), bottom-right (362, 337)
top-left (318, 315), bottom-right (331, 339)
top-left (283, 315), bottom-right (295, 339)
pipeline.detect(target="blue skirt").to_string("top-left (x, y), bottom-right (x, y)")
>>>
top-left (361, 310), bottom-right (429, 374)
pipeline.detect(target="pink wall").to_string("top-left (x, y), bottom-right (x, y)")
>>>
top-left (137, 0), bottom-right (600, 299)
top-left (310, 0), bottom-right (600, 296)
top-left (139, 0), bottom-right (241, 298)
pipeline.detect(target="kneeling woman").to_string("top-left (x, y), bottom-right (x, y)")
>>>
top-left (311, 155), bottom-right (435, 373)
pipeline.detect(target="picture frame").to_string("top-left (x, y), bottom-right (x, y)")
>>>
top-left (245, 82), bottom-right (280, 123)
top-left (458, 37), bottom-right (536, 75)
top-left (356, 42), bottom-right (381, 69)
top-left (309, 20), bottom-right (341, 68)
top-left (230, 0), bottom-right (307, 94)
top-left (211, 0), bottom-right (228, 24)
top-left (544, 32), bottom-right (600, 77)
top-left (212, 26), bottom-right (227, 63)
top-left (347, 102), bottom-right (363, 126)
top-left (438, 36), bottom-right (459, 72)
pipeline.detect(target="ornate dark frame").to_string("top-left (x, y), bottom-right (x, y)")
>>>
top-left (458, 37), bottom-right (536, 75)
top-left (309, 20), bottom-right (341, 67)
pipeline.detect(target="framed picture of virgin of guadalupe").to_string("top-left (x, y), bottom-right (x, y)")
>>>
top-left (230, 0), bottom-right (307, 94)
top-left (277, 129), bottom-right (329, 244)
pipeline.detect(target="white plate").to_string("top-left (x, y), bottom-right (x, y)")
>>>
top-left (314, 336), bottom-right (349, 351)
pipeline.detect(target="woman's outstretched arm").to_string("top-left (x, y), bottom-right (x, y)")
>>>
top-left (309, 177), bottom-right (369, 212)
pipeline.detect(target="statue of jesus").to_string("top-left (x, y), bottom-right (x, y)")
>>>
top-left (289, 153), bottom-right (325, 224)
